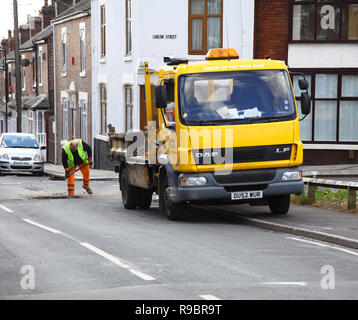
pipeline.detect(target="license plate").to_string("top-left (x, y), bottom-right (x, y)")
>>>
top-left (13, 161), bottom-right (29, 165)
top-left (231, 191), bottom-right (263, 200)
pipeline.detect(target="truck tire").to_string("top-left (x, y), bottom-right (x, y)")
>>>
top-left (268, 194), bottom-right (290, 215)
top-left (159, 174), bottom-right (183, 221)
top-left (137, 188), bottom-right (153, 209)
top-left (120, 167), bottom-right (139, 209)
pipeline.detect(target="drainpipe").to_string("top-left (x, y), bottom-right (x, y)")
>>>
top-left (241, 0), bottom-right (246, 59)
top-left (51, 20), bottom-right (57, 164)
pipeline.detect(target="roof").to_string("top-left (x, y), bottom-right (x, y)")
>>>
top-left (23, 94), bottom-right (49, 110)
top-left (2, 25), bottom-right (53, 63)
top-left (20, 25), bottom-right (53, 51)
top-left (53, 0), bottom-right (91, 22)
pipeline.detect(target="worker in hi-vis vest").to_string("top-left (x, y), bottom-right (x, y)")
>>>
top-left (62, 139), bottom-right (93, 197)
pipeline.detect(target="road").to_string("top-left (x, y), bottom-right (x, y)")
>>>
top-left (0, 174), bottom-right (357, 300)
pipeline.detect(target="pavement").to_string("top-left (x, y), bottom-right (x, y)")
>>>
top-left (44, 163), bottom-right (117, 181)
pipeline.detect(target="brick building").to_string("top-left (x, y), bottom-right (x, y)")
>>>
top-left (53, 0), bottom-right (92, 164)
top-left (254, 0), bottom-right (358, 165)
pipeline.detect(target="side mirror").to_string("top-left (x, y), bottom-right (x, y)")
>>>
top-left (155, 85), bottom-right (167, 109)
top-left (40, 146), bottom-right (46, 150)
top-left (298, 79), bottom-right (309, 91)
top-left (301, 92), bottom-right (311, 115)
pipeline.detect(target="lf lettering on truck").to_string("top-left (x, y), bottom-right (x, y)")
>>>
top-left (109, 48), bottom-right (311, 220)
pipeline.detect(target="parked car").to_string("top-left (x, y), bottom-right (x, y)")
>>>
top-left (0, 133), bottom-right (46, 176)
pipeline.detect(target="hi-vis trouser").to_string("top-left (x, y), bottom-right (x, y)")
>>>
top-left (67, 164), bottom-right (90, 196)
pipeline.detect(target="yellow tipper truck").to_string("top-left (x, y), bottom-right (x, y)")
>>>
top-left (109, 48), bottom-right (311, 220)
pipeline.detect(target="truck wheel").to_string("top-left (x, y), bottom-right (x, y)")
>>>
top-left (268, 195), bottom-right (290, 215)
top-left (137, 188), bottom-right (153, 209)
top-left (120, 167), bottom-right (139, 209)
top-left (159, 175), bottom-right (183, 221)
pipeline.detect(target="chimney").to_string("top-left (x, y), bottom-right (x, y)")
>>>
top-left (54, 0), bottom-right (75, 16)
top-left (41, 0), bottom-right (56, 29)
top-left (30, 17), bottom-right (42, 37)
top-left (3, 31), bottom-right (15, 53)
top-left (19, 25), bottom-right (30, 44)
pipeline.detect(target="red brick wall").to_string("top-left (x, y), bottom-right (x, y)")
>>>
top-left (254, 0), bottom-right (290, 63)
top-left (54, 15), bottom-right (92, 163)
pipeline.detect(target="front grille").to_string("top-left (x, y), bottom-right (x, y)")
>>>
top-left (10, 166), bottom-right (32, 170)
top-left (214, 169), bottom-right (277, 184)
top-left (193, 144), bottom-right (292, 165)
top-left (11, 157), bottom-right (32, 161)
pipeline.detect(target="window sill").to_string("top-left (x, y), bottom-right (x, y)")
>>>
top-left (124, 55), bottom-right (132, 62)
top-left (39, 83), bottom-right (43, 87)
top-left (289, 40), bottom-right (358, 44)
top-left (303, 143), bottom-right (358, 150)
top-left (100, 57), bottom-right (106, 64)
top-left (95, 134), bottom-right (109, 142)
top-left (61, 73), bottom-right (67, 78)
top-left (80, 71), bottom-right (86, 78)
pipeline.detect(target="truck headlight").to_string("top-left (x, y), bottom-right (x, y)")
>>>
top-left (0, 154), bottom-right (9, 160)
top-left (282, 171), bottom-right (302, 181)
top-left (180, 177), bottom-right (208, 186)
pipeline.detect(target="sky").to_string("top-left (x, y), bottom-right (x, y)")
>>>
top-left (0, 0), bottom-right (44, 40)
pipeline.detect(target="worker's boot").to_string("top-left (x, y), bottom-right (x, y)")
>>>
top-left (83, 187), bottom-right (93, 195)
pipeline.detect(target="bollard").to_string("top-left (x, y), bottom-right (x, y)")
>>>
top-left (347, 187), bottom-right (357, 210)
top-left (308, 183), bottom-right (317, 204)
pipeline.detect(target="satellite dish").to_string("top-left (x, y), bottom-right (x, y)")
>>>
top-left (20, 58), bottom-right (30, 67)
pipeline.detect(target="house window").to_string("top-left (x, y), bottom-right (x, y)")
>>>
top-left (100, 84), bottom-right (107, 134)
top-left (62, 99), bottom-right (68, 141)
top-left (39, 51), bottom-right (43, 85)
top-left (72, 108), bottom-right (76, 139)
top-left (80, 100), bottom-right (88, 142)
top-left (22, 66), bottom-right (26, 91)
top-left (189, 0), bottom-right (223, 55)
top-left (79, 24), bottom-right (86, 74)
top-left (125, 0), bottom-right (132, 56)
top-left (28, 110), bottom-right (33, 134)
top-left (292, 71), bottom-right (358, 143)
top-left (100, 5), bottom-right (106, 57)
top-left (291, 0), bottom-right (358, 41)
top-left (61, 29), bottom-right (67, 74)
top-left (38, 112), bottom-right (43, 133)
top-left (125, 85), bottom-right (133, 131)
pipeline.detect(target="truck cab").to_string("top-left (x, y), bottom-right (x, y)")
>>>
top-left (110, 48), bottom-right (311, 220)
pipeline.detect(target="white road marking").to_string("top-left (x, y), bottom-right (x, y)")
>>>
top-left (261, 282), bottom-right (308, 286)
top-left (288, 236), bottom-right (358, 257)
top-left (80, 242), bottom-right (156, 281)
top-left (0, 182), bottom-right (22, 185)
top-left (22, 219), bottom-right (63, 234)
top-left (0, 205), bottom-right (14, 213)
top-left (129, 269), bottom-right (156, 281)
top-left (199, 294), bottom-right (221, 300)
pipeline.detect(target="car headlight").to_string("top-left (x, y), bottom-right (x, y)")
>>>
top-left (282, 171), bottom-right (302, 181)
top-left (180, 176), bottom-right (208, 186)
top-left (34, 154), bottom-right (42, 161)
top-left (0, 154), bottom-right (9, 160)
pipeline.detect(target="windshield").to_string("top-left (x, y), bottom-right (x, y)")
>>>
top-left (1, 136), bottom-right (39, 149)
top-left (179, 70), bottom-right (296, 125)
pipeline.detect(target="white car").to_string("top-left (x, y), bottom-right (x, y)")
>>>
top-left (0, 133), bottom-right (46, 176)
